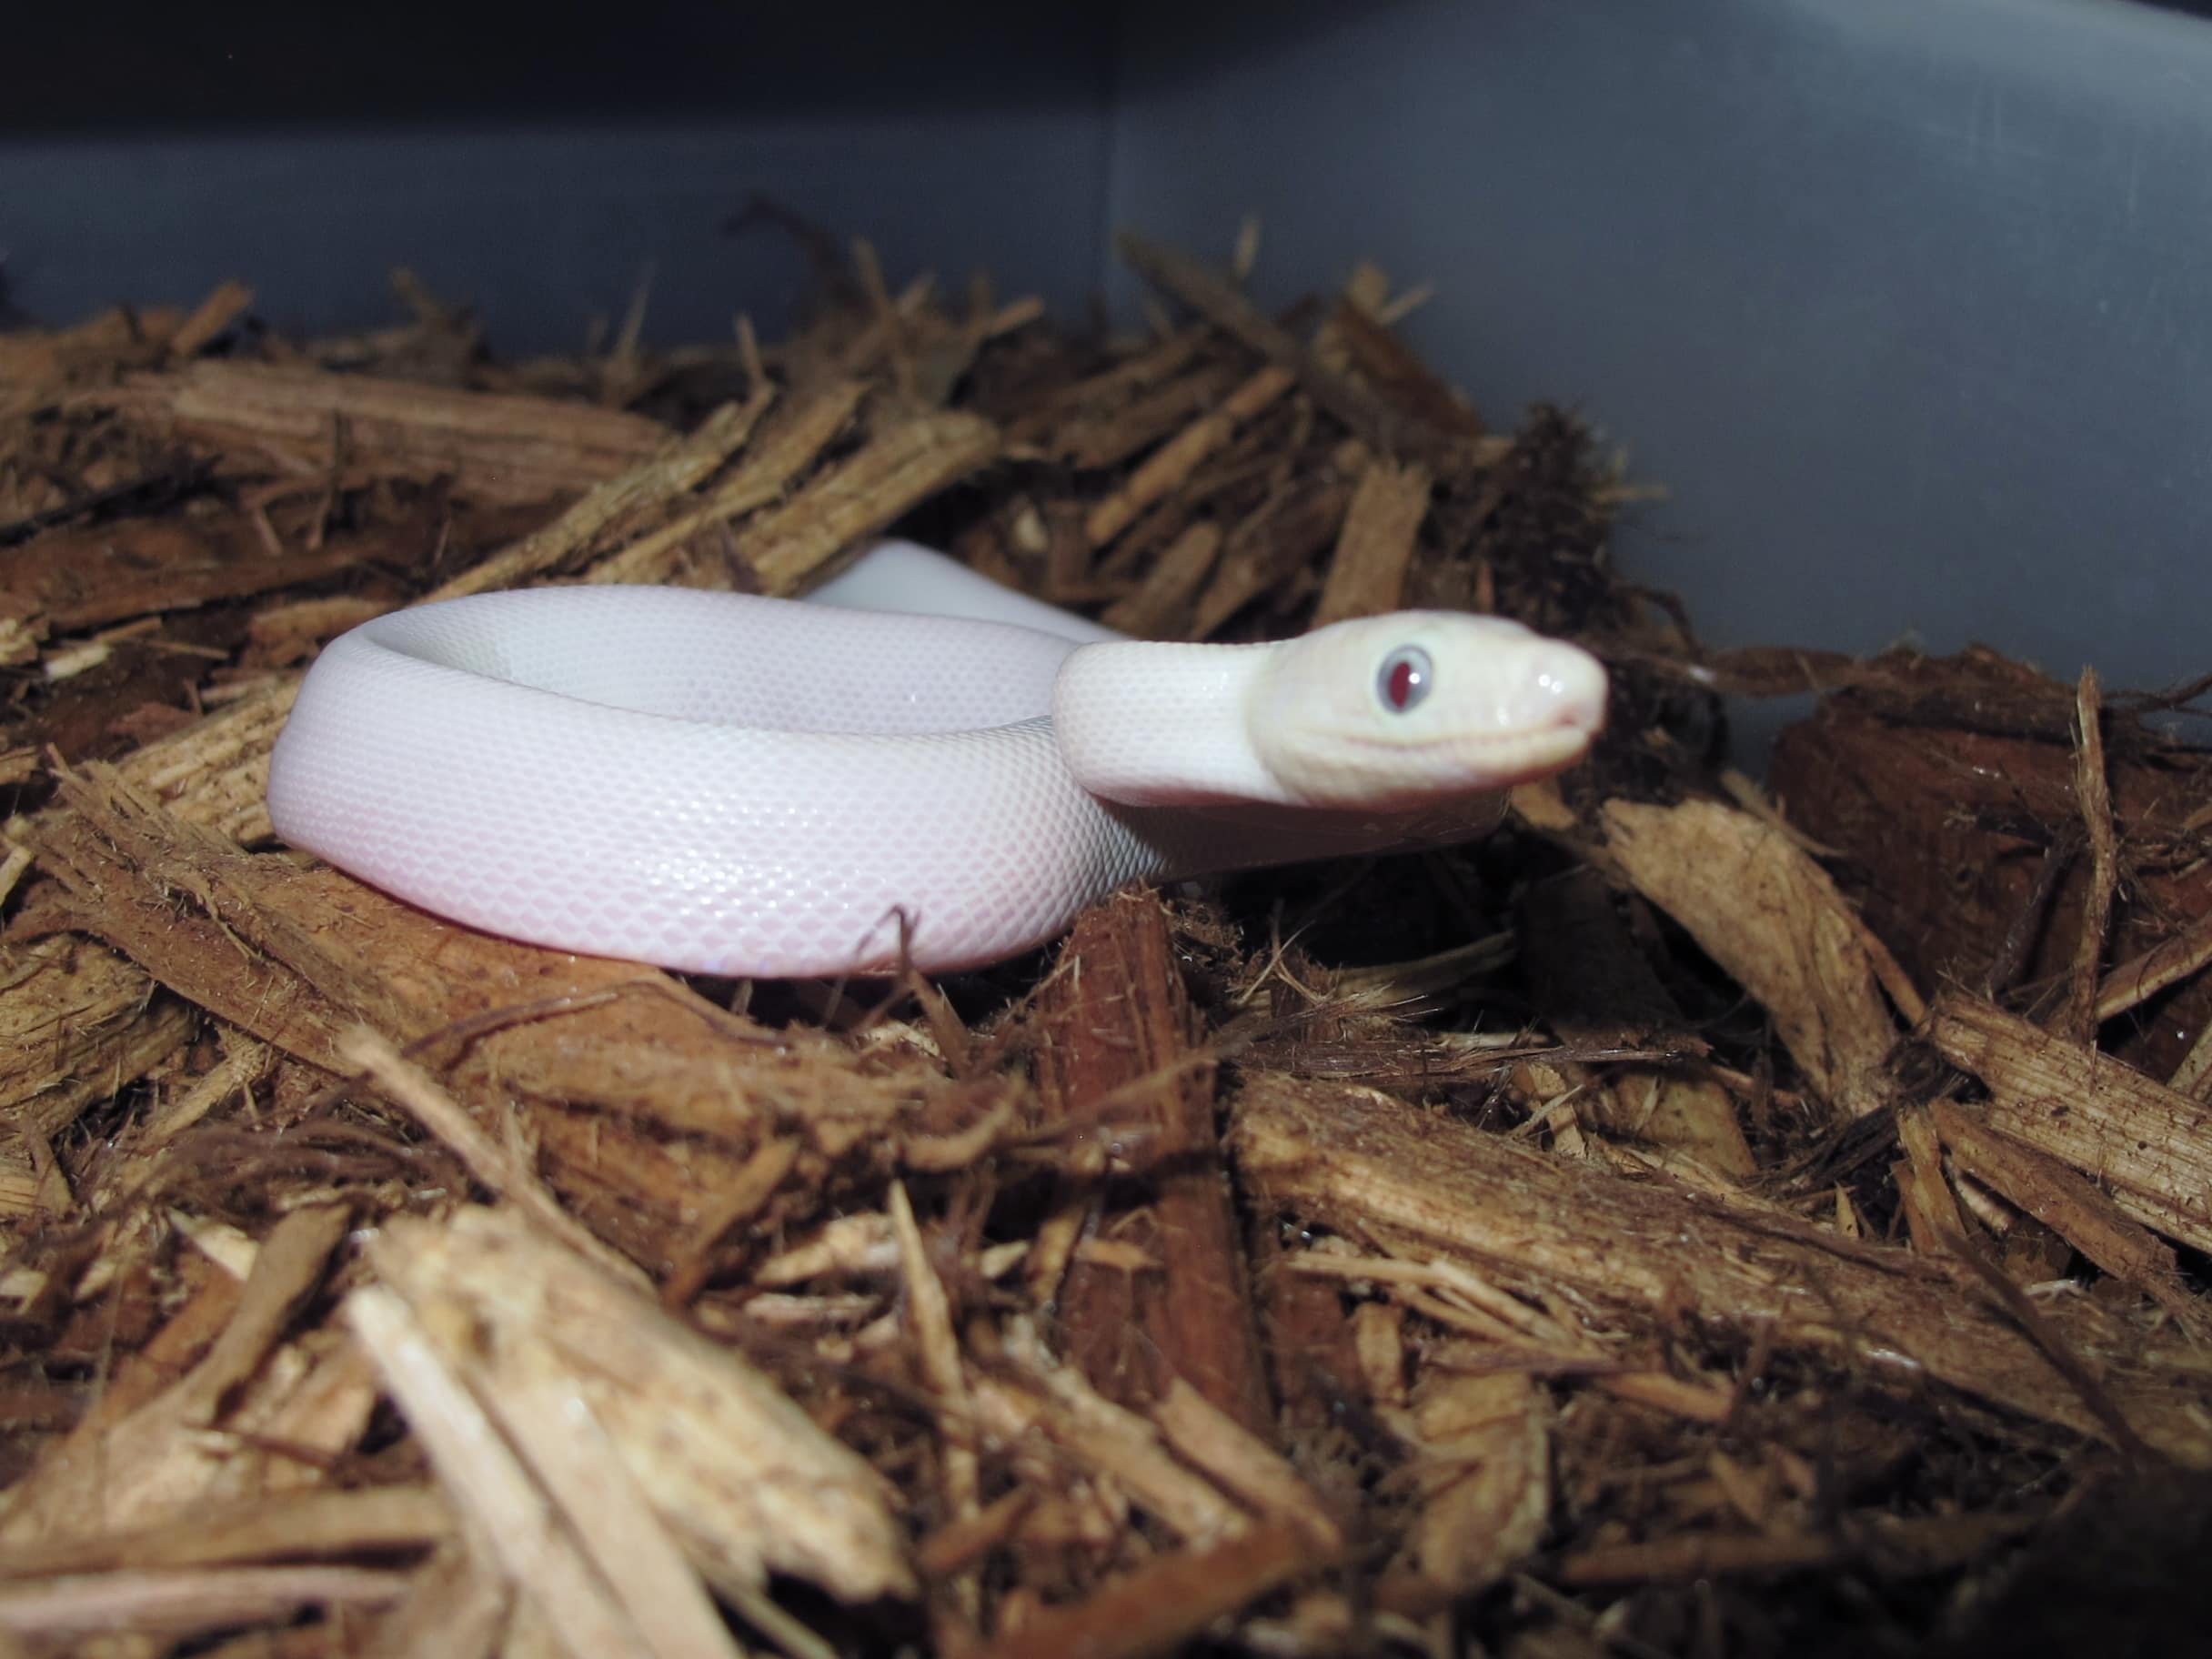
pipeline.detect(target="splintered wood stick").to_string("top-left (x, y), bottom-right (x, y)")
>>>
top-left (0, 1486), bottom-right (452, 1576)
top-left (1149, 1379), bottom-right (1343, 1552)
top-left (1191, 474), bottom-right (1352, 638)
top-left (887, 1178), bottom-right (980, 1615)
top-left (1030, 891), bottom-right (1276, 1438)
top-left (1927, 1097), bottom-right (2210, 1338)
top-left (1317, 296), bottom-right (1486, 437)
top-left (1599, 797), bottom-right (1907, 1119)
top-left (1926, 992), bottom-right (2212, 1253)
top-left (740, 407), bottom-right (1000, 592)
top-left (0, 1202), bottom-right (360, 1547)
top-left (1232, 1071), bottom-right (2212, 1460)
top-left (364, 1206), bottom-right (914, 1604)
top-left (143, 360), bottom-right (672, 504)
top-left (338, 1025), bottom-right (642, 1289)
top-left (1083, 365), bottom-right (1294, 547)
top-left (1099, 519), bottom-right (1222, 637)
top-left (2063, 666), bottom-right (2117, 1043)
top-left (0, 1565), bottom-right (408, 1642)
top-left (1311, 457), bottom-right (1432, 625)
top-left (344, 1285), bottom-right (668, 1659)
top-left (166, 279), bottom-right (256, 360)
top-left (584, 381), bottom-right (860, 588)
top-left (2096, 905), bottom-right (2212, 1023)
top-left (430, 388), bottom-right (776, 599)
top-left (973, 1521), bottom-right (1326, 1659)
top-left (1117, 231), bottom-right (1463, 467)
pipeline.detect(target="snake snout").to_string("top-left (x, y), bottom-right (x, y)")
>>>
top-left (1496, 640), bottom-right (1610, 737)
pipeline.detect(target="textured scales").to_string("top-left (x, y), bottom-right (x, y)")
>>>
top-left (267, 542), bottom-right (1608, 976)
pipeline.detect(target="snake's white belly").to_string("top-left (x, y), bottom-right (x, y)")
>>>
top-left (267, 544), bottom-right (1607, 976)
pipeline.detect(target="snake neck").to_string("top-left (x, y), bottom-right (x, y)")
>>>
top-left (1050, 639), bottom-right (1291, 807)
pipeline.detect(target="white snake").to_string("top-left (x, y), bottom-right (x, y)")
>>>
top-left (266, 541), bottom-right (1607, 976)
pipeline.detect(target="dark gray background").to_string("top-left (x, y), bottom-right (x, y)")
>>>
top-left (7, 0), bottom-right (2207, 727)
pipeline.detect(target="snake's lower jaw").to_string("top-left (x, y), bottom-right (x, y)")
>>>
top-left (1474, 721), bottom-right (1604, 788)
top-left (1259, 722), bottom-right (1601, 810)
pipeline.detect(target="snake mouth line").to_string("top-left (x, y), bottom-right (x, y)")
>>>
top-left (1322, 717), bottom-right (1604, 766)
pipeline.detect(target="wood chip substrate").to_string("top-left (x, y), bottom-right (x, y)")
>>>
top-left (1, 226), bottom-right (2208, 1658)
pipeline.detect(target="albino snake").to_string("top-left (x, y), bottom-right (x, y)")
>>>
top-left (266, 541), bottom-right (1607, 975)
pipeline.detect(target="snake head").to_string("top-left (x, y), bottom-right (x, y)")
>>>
top-left (1246, 611), bottom-right (1608, 808)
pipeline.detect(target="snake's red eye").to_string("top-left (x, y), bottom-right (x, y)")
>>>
top-left (1377, 645), bottom-right (1433, 713)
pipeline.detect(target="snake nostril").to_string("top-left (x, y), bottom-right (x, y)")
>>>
top-left (1504, 646), bottom-right (1610, 731)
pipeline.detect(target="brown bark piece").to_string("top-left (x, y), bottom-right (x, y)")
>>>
top-left (1926, 992), bottom-right (2212, 1252)
top-left (1391, 1370), bottom-right (1550, 1597)
top-left (1928, 1097), bottom-right (2210, 1337)
top-left (1191, 474), bottom-right (1352, 638)
top-left (583, 380), bottom-right (864, 589)
top-left (1895, 1103), bottom-right (1968, 1242)
top-left (1232, 1073), bottom-right (2212, 1459)
top-left (1311, 457), bottom-right (1432, 626)
top-left (364, 1205), bottom-right (913, 1604)
top-left (2062, 667), bottom-right (2117, 1043)
top-left (1603, 798), bottom-right (1907, 1120)
top-left (0, 1484), bottom-right (449, 1576)
top-left (0, 935), bottom-right (193, 1144)
top-left (124, 360), bottom-right (671, 505)
top-left (1083, 365), bottom-right (1295, 548)
top-left (31, 770), bottom-right (400, 1072)
top-left (343, 1278), bottom-right (733, 1658)
top-left (1116, 232), bottom-right (1463, 468)
top-left (24, 767), bottom-right (942, 1260)
top-left (2099, 904), bottom-right (2212, 1024)
top-left (1043, 359), bottom-right (1246, 472)
top-left (166, 280), bottom-right (256, 361)
top-left (0, 1564), bottom-right (407, 1644)
top-left (1518, 869), bottom-right (1752, 1177)
top-left (1769, 662), bottom-right (2212, 1081)
top-left (739, 408), bottom-right (1000, 593)
top-left (1246, 1220), bottom-right (1372, 1461)
top-left (1553, 1510), bottom-right (2042, 1589)
top-left (2, 513), bottom-right (371, 635)
top-left (1, 666), bottom-right (300, 862)
top-left (0, 1202), bottom-right (355, 1543)
top-left (1149, 1378), bottom-right (1342, 1552)
top-left (970, 1357), bottom-right (1247, 1545)
top-left (1097, 520), bottom-right (1222, 638)
top-left (427, 389), bottom-right (775, 599)
top-left (1031, 890), bottom-right (1274, 1437)
top-left (0, 303), bottom-right (195, 420)
top-left (1001, 326), bottom-right (1207, 455)
top-left (1318, 297), bottom-right (1487, 440)
top-left (974, 1521), bottom-right (1326, 1659)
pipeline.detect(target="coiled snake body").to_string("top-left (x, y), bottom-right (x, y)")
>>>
top-left (267, 542), bottom-right (1607, 975)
